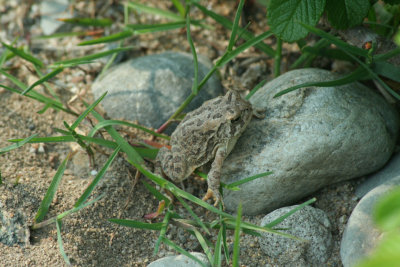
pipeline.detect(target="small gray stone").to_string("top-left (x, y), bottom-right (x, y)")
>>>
top-left (258, 205), bottom-right (332, 266)
top-left (91, 52), bottom-right (222, 133)
top-left (147, 252), bottom-right (210, 267)
top-left (340, 176), bottom-right (400, 267)
top-left (0, 201), bottom-right (30, 246)
top-left (356, 152), bottom-right (400, 198)
top-left (40, 0), bottom-right (70, 35)
top-left (222, 68), bottom-right (399, 215)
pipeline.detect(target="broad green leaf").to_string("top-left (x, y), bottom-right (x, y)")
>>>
top-left (267, 0), bottom-right (326, 42)
top-left (0, 134), bottom-right (38, 155)
top-left (326, 0), bottom-right (370, 29)
top-left (78, 30), bottom-right (133, 45)
top-left (59, 17), bottom-right (112, 27)
top-left (1, 42), bottom-right (44, 68)
top-left (34, 155), bottom-right (69, 223)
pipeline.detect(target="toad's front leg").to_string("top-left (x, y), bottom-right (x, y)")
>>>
top-left (202, 146), bottom-right (226, 209)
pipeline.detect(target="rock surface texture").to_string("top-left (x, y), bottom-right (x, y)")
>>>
top-left (259, 205), bottom-right (332, 266)
top-left (341, 153), bottom-right (400, 267)
top-left (147, 252), bottom-right (210, 267)
top-left (91, 52), bottom-right (222, 133)
top-left (222, 68), bottom-right (399, 215)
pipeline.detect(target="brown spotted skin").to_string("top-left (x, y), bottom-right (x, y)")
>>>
top-left (155, 90), bottom-right (262, 207)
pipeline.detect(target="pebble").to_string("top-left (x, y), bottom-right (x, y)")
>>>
top-left (147, 252), bottom-right (210, 267)
top-left (258, 205), bottom-right (332, 266)
top-left (221, 68), bottom-right (399, 215)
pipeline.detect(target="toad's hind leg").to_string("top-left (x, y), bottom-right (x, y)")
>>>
top-left (202, 146), bottom-right (226, 209)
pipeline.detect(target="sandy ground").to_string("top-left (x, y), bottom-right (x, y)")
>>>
top-left (0, 0), bottom-right (365, 266)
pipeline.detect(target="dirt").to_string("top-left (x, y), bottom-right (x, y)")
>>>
top-left (0, 0), bottom-right (363, 266)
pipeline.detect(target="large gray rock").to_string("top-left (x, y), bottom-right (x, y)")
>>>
top-left (258, 205), bottom-right (332, 266)
top-left (91, 52), bottom-right (222, 132)
top-left (222, 68), bottom-right (399, 215)
top-left (147, 252), bottom-right (210, 267)
top-left (340, 176), bottom-right (400, 267)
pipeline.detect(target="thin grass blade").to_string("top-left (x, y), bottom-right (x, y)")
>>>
top-left (372, 61), bottom-right (400, 82)
top-left (58, 17), bottom-right (112, 27)
top-left (227, 0), bottom-right (245, 52)
top-left (274, 67), bottom-right (370, 98)
top-left (226, 171), bottom-right (272, 190)
top-left (1, 42), bottom-right (44, 68)
top-left (175, 195), bottom-right (210, 235)
top-left (34, 154), bottom-right (70, 223)
top-left (0, 134), bottom-right (38, 155)
top-left (142, 180), bottom-right (170, 203)
top-left (126, 21), bottom-right (187, 33)
top-left (185, 6), bottom-right (199, 95)
top-left (172, 0), bottom-right (185, 17)
top-left (126, 1), bottom-right (181, 21)
top-left (154, 210), bottom-right (172, 254)
top-left (109, 218), bottom-right (163, 230)
top-left (89, 119), bottom-right (170, 140)
top-left (52, 47), bottom-right (134, 66)
top-left (56, 220), bottom-right (71, 266)
top-left (74, 146), bottom-right (120, 207)
top-left (232, 202), bottom-right (242, 267)
top-left (162, 238), bottom-right (208, 267)
top-left (194, 229), bottom-right (213, 264)
top-left (213, 227), bottom-right (223, 267)
top-left (22, 67), bottom-right (64, 95)
top-left (78, 30), bottom-right (133, 46)
top-left (71, 92), bottom-right (107, 130)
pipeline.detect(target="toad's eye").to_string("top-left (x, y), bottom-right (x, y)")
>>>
top-left (232, 116), bottom-right (241, 123)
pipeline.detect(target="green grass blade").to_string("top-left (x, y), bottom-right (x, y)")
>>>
top-left (74, 146), bottom-right (120, 207)
top-left (1, 42), bottom-right (44, 68)
top-left (374, 47), bottom-right (400, 62)
top-left (36, 31), bottom-right (89, 39)
top-left (22, 67), bottom-right (64, 95)
top-left (227, 0), bottom-right (245, 52)
top-left (142, 180), bottom-right (170, 203)
top-left (34, 154), bottom-right (70, 223)
top-left (126, 1), bottom-right (181, 21)
top-left (185, 6), bottom-right (199, 95)
top-left (71, 92), bottom-right (107, 130)
top-left (194, 229), bottom-right (213, 264)
top-left (175, 195), bottom-right (210, 235)
top-left (88, 119), bottom-right (170, 140)
top-left (193, 2), bottom-right (274, 56)
top-left (109, 218), bottom-right (163, 230)
top-left (232, 202), bottom-right (242, 267)
top-left (245, 79), bottom-right (267, 100)
top-left (226, 171), bottom-right (272, 190)
top-left (58, 194), bottom-right (103, 220)
top-left (52, 47), bottom-right (134, 66)
top-left (218, 30), bottom-right (273, 66)
top-left (59, 17), bottom-right (112, 27)
top-left (0, 134), bottom-right (38, 155)
top-left (56, 220), bottom-right (71, 266)
top-left (300, 23), bottom-right (368, 58)
top-left (162, 238), bottom-right (208, 267)
top-left (78, 30), bottom-right (133, 46)
top-left (155, 210), bottom-right (172, 254)
top-left (125, 21), bottom-right (187, 33)
top-left (172, 0), bottom-right (185, 17)
top-left (265, 198), bottom-right (316, 228)
top-left (213, 227), bottom-right (223, 267)
top-left (274, 66), bottom-right (370, 98)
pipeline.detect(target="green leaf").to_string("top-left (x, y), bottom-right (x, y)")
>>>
top-left (1, 42), bottom-right (44, 68)
top-left (78, 30), bottom-right (133, 46)
top-left (372, 61), bottom-right (400, 83)
top-left (34, 155), bottom-right (69, 223)
top-left (374, 187), bottom-right (400, 232)
top-left (71, 92), bottom-right (107, 130)
top-left (226, 171), bottom-right (272, 190)
top-left (74, 146), bottom-right (120, 208)
top-left (22, 67), bottom-right (64, 95)
top-left (267, 0), bottom-right (326, 42)
top-left (326, 0), bottom-right (370, 29)
top-left (52, 47), bottom-right (134, 66)
top-left (0, 134), bottom-right (38, 155)
top-left (59, 17), bottom-right (113, 27)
